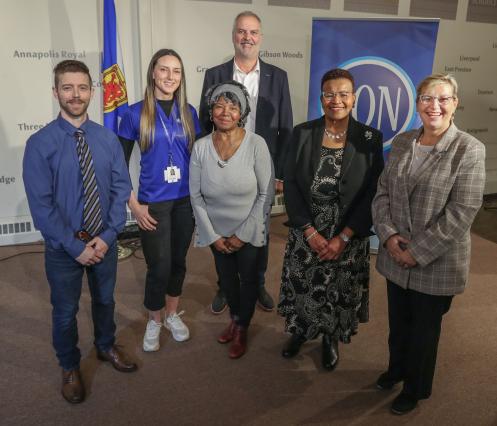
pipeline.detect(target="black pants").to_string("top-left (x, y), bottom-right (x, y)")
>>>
top-left (211, 244), bottom-right (262, 327)
top-left (386, 280), bottom-right (453, 400)
top-left (215, 236), bottom-right (269, 291)
top-left (140, 196), bottom-right (194, 311)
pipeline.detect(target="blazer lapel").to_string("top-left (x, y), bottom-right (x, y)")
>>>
top-left (310, 117), bottom-right (325, 181)
top-left (399, 129), bottom-right (418, 196)
top-left (407, 124), bottom-right (457, 194)
top-left (257, 60), bottom-right (271, 107)
top-left (223, 60), bottom-right (234, 81)
top-left (340, 117), bottom-right (359, 180)
top-left (390, 130), bottom-right (417, 230)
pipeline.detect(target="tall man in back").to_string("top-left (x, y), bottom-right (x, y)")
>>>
top-left (199, 11), bottom-right (293, 313)
top-left (23, 60), bottom-right (137, 404)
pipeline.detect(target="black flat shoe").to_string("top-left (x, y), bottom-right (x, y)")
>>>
top-left (376, 371), bottom-right (402, 390)
top-left (281, 333), bottom-right (306, 358)
top-left (391, 392), bottom-right (418, 415)
top-left (322, 334), bottom-right (339, 371)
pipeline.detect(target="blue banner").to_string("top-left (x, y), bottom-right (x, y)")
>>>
top-left (308, 19), bottom-right (439, 151)
top-left (102, 0), bottom-right (128, 133)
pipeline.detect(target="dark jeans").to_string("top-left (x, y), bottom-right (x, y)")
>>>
top-left (45, 243), bottom-right (118, 371)
top-left (211, 244), bottom-right (262, 327)
top-left (140, 196), bottom-right (194, 311)
top-left (386, 280), bottom-right (453, 400)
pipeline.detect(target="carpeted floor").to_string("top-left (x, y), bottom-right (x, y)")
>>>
top-left (1, 212), bottom-right (496, 426)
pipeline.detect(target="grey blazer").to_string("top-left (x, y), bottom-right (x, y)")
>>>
top-left (372, 123), bottom-right (486, 296)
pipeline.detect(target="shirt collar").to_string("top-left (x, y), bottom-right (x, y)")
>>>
top-left (233, 58), bottom-right (260, 75)
top-left (56, 113), bottom-right (91, 135)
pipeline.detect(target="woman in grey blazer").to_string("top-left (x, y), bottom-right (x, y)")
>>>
top-left (278, 69), bottom-right (384, 370)
top-left (372, 73), bottom-right (486, 415)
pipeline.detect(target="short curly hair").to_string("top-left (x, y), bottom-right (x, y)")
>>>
top-left (321, 68), bottom-right (355, 92)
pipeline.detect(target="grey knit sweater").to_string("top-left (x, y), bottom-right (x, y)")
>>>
top-left (189, 131), bottom-right (274, 247)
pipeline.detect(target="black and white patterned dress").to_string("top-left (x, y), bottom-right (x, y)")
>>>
top-left (278, 146), bottom-right (369, 343)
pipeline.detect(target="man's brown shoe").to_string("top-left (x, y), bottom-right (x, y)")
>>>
top-left (97, 346), bottom-right (138, 373)
top-left (61, 369), bottom-right (85, 404)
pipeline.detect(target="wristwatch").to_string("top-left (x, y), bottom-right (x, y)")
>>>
top-left (339, 232), bottom-right (350, 243)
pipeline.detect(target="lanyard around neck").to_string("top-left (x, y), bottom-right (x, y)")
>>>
top-left (157, 102), bottom-right (177, 166)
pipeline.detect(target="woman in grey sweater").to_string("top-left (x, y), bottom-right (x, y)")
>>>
top-left (190, 81), bottom-right (274, 359)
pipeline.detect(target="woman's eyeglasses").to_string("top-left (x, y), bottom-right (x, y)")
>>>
top-left (321, 91), bottom-right (351, 101)
top-left (418, 95), bottom-right (455, 106)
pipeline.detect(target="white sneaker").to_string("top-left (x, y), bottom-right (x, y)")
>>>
top-left (143, 319), bottom-right (162, 352)
top-left (164, 311), bottom-right (190, 342)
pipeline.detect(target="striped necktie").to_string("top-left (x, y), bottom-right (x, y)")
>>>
top-left (74, 129), bottom-right (103, 237)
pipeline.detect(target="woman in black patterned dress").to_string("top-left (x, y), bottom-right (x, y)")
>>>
top-left (278, 69), bottom-right (384, 370)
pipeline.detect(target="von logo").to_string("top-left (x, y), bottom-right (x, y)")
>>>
top-left (341, 57), bottom-right (417, 149)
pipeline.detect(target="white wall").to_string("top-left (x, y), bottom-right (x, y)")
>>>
top-left (1, 0), bottom-right (496, 245)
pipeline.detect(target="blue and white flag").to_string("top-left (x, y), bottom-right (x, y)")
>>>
top-left (308, 19), bottom-right (439, 152)
top-left (102, 0), bottom-right (128, 133)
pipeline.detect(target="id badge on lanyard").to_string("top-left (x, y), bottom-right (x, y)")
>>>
top-left (158, 108), bottom-right (182, 184)
top-left (165, 153), bottom-right (181, 183)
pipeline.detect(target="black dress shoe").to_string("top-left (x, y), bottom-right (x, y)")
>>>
top-left (257, 287), bottom-right (275, 311)
top-left (322, 334), bottom-right (339, 371)
top-left (211, 290), bottom-right (228, 314)
top-left (391, 392), bottom-right (418, 415)
top-left (97, 346), bottom-right (138, 373)
top-left (281, 333), bottom-right (306, 358)
top-left (376, 371), bottom-right (402, 390)
top-left (61, 369), bottom-right (85, 404)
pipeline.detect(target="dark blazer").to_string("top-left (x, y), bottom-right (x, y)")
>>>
top-left (284, 116), bottom-right (384, 238)
top-left (199, 58), bottom-right (293, 180)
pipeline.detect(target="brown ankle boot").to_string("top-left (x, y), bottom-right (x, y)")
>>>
top-left (229, 325), bottom-right (247, 359)
top-left (218, 320), bottom-right (236, 344)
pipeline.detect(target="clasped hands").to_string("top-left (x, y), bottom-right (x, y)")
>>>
top-left (305, 229), bottom-right (346, 261)
top-left (386, 234), bottom-right (417, 269)
top-left (213, 235), bottom-right (245, 255)
top-left (76, 236), bottom-right (109, 266)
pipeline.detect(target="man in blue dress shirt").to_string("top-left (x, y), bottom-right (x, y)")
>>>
top-left (23, 60), bottom-right (137, 404)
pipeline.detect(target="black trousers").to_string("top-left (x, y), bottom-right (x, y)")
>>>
top-left (211, 244), bottom-right (262, 327)
top-left (140, 196), bottom-right (194, 311)
top-left (215, 237), bottom-right (269, 291)
top-left (386, 280), bottom-right (453, 400)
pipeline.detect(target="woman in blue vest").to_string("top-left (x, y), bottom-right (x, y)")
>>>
top-left (118, 49), bottom-right (200, 352)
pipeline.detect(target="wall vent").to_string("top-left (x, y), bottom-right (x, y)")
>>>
top-left (0, 221), bottom-right (33, 235)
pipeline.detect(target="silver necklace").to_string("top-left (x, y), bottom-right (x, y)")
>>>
top-left (324, 128), bottom-right (347, 140)
top-left (213, 131), bottom-right (239, 168)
